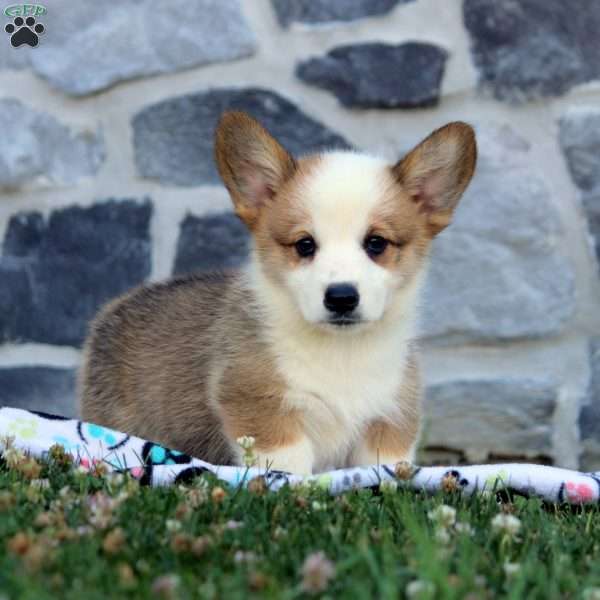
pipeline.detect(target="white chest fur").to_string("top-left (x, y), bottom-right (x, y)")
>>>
top-left (265, 297), bottom-right (418, 470)
top-left (280, 335), bottom-right (411, 470)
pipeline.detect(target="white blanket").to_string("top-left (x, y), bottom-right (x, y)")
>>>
top-left (1, 406), bottom-right (598, 504)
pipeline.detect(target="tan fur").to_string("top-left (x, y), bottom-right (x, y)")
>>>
top-left (79, 112), bottom-right (477, 472)
top-left (254, 156), bottom-right (323, 276)
top-left (365, 187), bottom-right (431, 273)
top-left (80, 273), bottom-right (308, 463)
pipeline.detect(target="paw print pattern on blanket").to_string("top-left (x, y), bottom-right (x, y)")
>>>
top-left (342, 471), bottom-right (364, 488)
top-left (564, 481), bottom-right (595, 503)
top-left (77, 422), bottom-right (130, 450)
top-left (7, 417), bottom-right (38, 440)
top-left (142, 442), bottom-right (192, 466)
top-left (136, 442), bottom-right (194, 486)
top-left (174, 466), bottom-right (211, 484)
top-left (264, 470), bottom-right (293, 486)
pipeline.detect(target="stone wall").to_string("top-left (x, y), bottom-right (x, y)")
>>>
top-left (1, 0), bottom-right (599, 469)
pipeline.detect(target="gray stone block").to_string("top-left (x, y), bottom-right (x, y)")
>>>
top-left (271, 0), bottom-right (414, 27)
top-left (0, 200), bottom-right (152, 347)
top-left (0, 98), bottom-right (105, 190)
top-left (0, 0), bottom-right (256, 96)
top-left (423, 378), bottom-right (558, 461)
top-left (421, 124), bottom-right (576, 342)
top-left (297, 43), bottom-right (447, 109)
top-left (581, 339), bottom-right (600, 439)
top-left (581, 191), bottom-right (600, 272)
top-left (133, 88), bottom-right (350, 186)
top-left (559, 108), bottom-right (600, 273)
top-left (463, 0), bottom-right (600, 103)
top-left (559, 107), bottom-right (600, 192)
top-left (173, 213), bottom-right (250, 276)
top-left (579, 339), bottom-right (600, 470)
top-left (0, 367), bottom-right (76, 418)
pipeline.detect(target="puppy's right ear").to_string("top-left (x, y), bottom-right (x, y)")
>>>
top-left (214, 111), bottom-right (296, 229)
top-left (392, 122), bottom-right (477, 236)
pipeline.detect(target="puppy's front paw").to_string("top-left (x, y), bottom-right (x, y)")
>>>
top-left (347, 443), bottom-right (416, 468)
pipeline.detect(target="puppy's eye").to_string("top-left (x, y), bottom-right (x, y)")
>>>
top-left (364, 235), bottom-right (388, 257)
top-left (295, 236), bottom-right (317, 258)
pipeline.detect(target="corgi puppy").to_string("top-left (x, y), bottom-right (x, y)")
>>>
top-left (79, 112), bottom-right (476, 475)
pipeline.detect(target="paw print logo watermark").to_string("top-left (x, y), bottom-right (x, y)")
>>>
top-left (3, 3), bottom-right (46, 48)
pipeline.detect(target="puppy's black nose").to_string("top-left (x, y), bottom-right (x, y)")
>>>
top-left (324, 283), bottom-right (360, 314)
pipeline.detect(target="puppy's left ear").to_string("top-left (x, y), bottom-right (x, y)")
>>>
top-left (214, 111), bottom-right (296, 229)
top-left (392, 122), bottom-right (477, 236)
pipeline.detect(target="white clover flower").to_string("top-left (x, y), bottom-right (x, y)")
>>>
top-left (165, 519), bottom-right (182, 533)
top-left (491, 514), bottom-right (521, 537)
top-left (75, 465), bottom-right (89, 476)
top-left (406, 579), bottom-right (435, 599)
top-left (455, 522), bottom-right (475, 536)
top-left (380, 479), bottom-right (398, 493)
top-left (86, 491), bottom-right (119, 530)
top-left (151, 574), bottom-right (179, 598)
top-left (234, 550), bottom-right (257, 564)
top-left (301, 551), bottom-right (335, 593)
top-left (3, 446), bottom-right (25, 469)
top-left (236, 436), bottom-right (256, 450)
top-left (503, 562), bottom-right (521, 578)
top-left (311, 500), bottom-right (325, 511)
top-left (237, 436), bottom-right (258, 467)
top-left (59, 486), bottom-right (73, 499)
top-left (427, 505), bottom-right (456, 528)
top-left (76, 525), bottom-right (94, 537)
top-left (29, 478), bottom-right (50, 489)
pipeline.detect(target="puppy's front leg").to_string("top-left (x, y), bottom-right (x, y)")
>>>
top-left (221, 399), bottom-right (314, 475)
top-left (254, 436), bottom-right (314, 476)
top-left (348, 419), bottom-right (418, 467)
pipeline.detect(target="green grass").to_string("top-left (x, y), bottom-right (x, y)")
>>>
top-left (1, 451), bottom-right (600, 600)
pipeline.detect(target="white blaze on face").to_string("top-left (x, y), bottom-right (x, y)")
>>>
top-left (285, 152), bottom-right (399, 326)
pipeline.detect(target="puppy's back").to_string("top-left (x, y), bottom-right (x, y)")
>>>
top-left (79, 272), bottom-right (237, 462)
